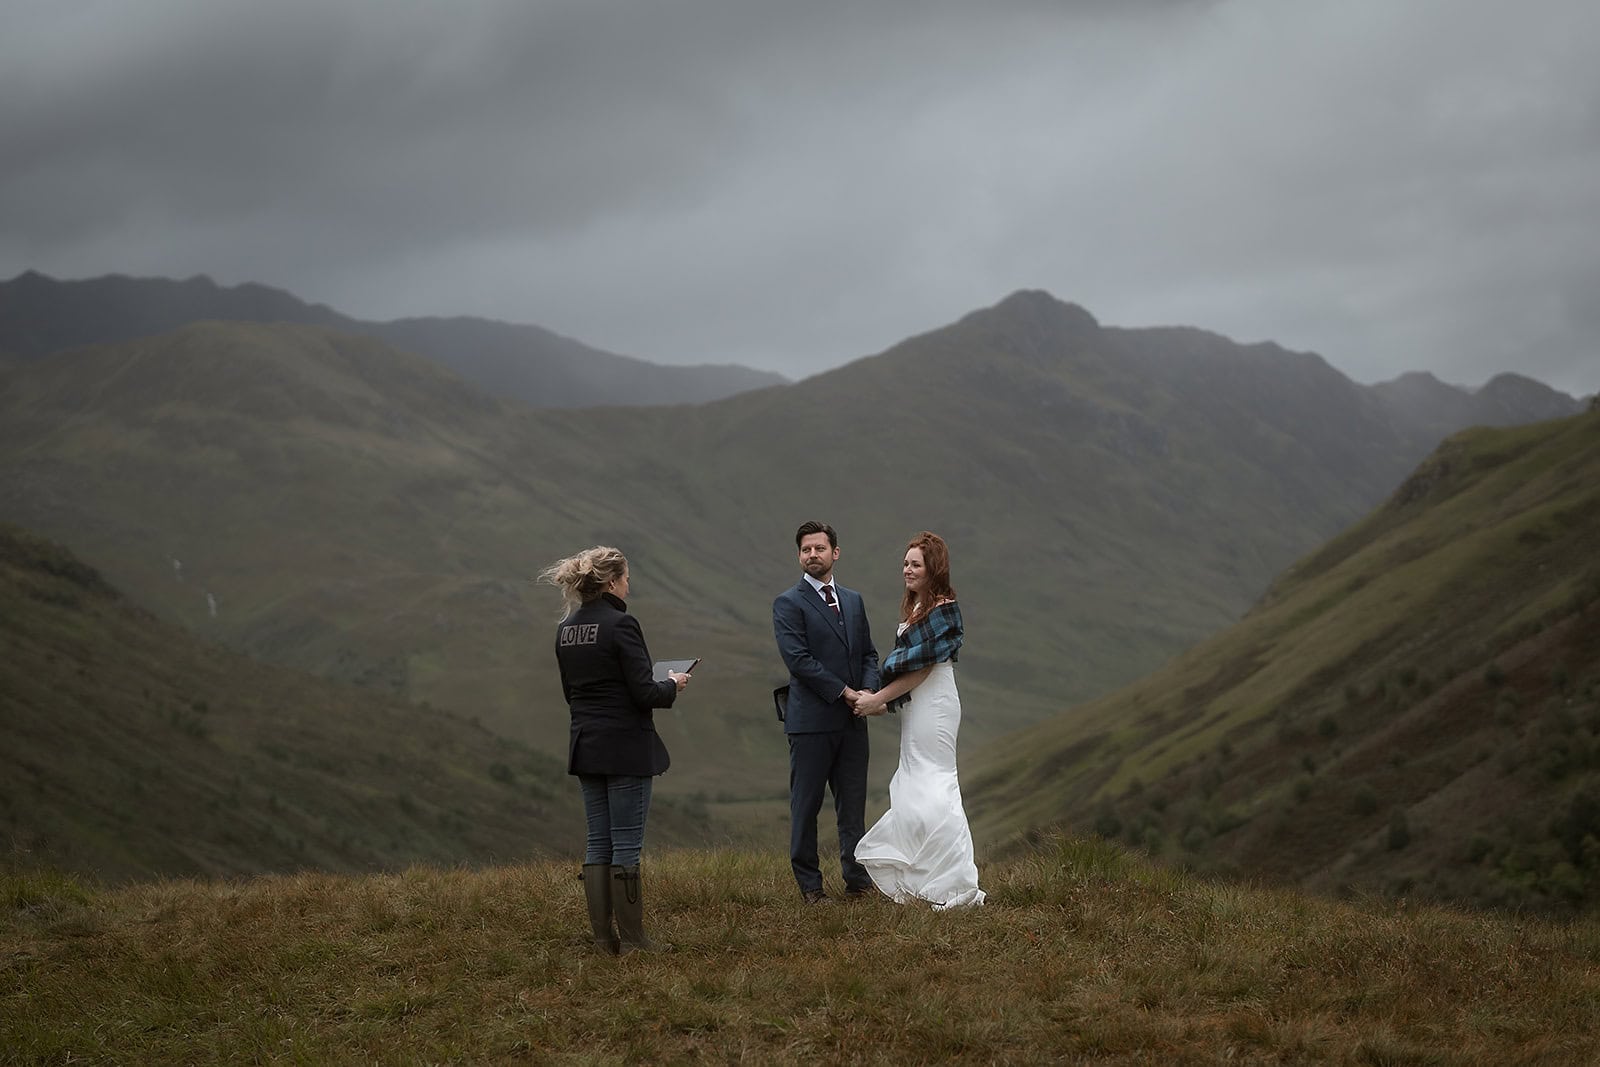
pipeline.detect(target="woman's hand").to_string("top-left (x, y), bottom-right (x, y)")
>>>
top-left (855, 666), bottom-right (929, 715)
top-left (853, 691), bottom-right (887, 716)
top-left (667, 671), bottom-right (691, 692)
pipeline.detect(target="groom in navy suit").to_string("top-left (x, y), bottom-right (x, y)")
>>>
top-left (773, 520), bottom-right (880, 903)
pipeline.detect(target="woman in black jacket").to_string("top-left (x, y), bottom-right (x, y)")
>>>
top-left (540, 546), bottom-right (690, 955)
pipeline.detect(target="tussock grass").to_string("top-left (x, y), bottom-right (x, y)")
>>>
top-left (5, 837), bottom-right (1597, 1064)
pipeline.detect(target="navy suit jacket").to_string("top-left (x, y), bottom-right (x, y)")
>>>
top-left (773, 577), bottom-right (879, 734)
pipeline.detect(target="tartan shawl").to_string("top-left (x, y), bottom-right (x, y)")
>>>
top-left (882, 601), bottom-right (963, 693)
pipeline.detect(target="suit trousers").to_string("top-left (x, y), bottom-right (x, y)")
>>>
top-left (788, 723), bottom-right (872, 894)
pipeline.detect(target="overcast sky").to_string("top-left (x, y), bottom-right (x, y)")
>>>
top-left (3, 0), bottom-right (1596, 395)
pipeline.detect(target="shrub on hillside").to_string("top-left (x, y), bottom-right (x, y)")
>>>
top-left (1292, 776), bottom-right (1313, 804)
top-left (1352, 785), bottom-right (1379, 817)
top-left (1387, 808), bottom-right (1412, 851)
top-left (1466, 834), bottom-right (1494, 864)
top-left (1552, 787), bottom-right (1600, 867)
top-left (1092, 805), bottom-right (1121, 839)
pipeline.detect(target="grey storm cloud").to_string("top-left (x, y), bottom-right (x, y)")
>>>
top-left (2, 0), bottom-right (1596, 396)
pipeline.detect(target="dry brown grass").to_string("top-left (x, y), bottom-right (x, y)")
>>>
top-left (5, 838), bottom-right (1599, 1064)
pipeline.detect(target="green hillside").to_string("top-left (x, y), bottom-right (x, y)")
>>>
top-left (0, 319), bottom-right (801, 809)
top-left (5, 840), bottom-right (1598, 1063)
top-left (0, 524), bottom-right (725, 883)
top-left (967, 410), bottom-right (1600, 913)
top-left (0, 292), bottom-right (1581, 831)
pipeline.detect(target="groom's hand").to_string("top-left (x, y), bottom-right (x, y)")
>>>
top-left (843, 686), bottom-right (861, 708)
top-left (853, 691), bottom-right (887, 717)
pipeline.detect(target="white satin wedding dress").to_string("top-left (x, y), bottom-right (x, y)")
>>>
top-left (855, 638), bottom-right (985, 910)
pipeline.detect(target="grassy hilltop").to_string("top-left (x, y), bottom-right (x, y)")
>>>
top-left (5, 839), bottom-right (1598, 1064)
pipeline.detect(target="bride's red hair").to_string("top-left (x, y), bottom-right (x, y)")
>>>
top-left (900, 531), bottom-right (956, 625)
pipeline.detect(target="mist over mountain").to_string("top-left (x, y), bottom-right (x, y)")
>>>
top-left (0, 271), bottom-right (786, 407)
top-left (0, 284), bottom-right (1585, 858)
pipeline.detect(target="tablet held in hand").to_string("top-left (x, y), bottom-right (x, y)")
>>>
top-left (652, 658), bottom-right (700, 681)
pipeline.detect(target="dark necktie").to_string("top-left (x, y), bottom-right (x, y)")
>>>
top-left (821, 583), bottom-right (841, 616)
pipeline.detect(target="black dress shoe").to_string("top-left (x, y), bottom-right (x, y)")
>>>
top-left (844, 884), bottom-right (881, 900)
top-left (801, 888), bottom-right (832, 905)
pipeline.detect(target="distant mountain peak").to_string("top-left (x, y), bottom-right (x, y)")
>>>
top-left (1371, 371), bottom-right (1465, 404)
top-left (1477, 371), bottom-right (1549, 395)
top-left (1371, 363), bottom-right (1581, 437)
top-left (1382, 370), bottom-right (1447, 387)
top-left (987, 289), bottom-right (1100, 330)
top-left (951, 290), bottom-right (1102, 367)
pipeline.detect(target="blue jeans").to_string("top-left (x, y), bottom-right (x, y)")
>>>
top-left (578, 774), bottom-right (653, 867)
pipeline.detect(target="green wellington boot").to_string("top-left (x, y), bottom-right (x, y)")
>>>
top-left (611, 865), bottom-right (668, 955)
top-left (581, 863), bottom-right (619, 955)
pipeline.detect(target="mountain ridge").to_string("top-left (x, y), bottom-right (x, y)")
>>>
top-left (0, 270), bottom-right (787, 407)
top-left (0, 287), bottom-right (1586, 850)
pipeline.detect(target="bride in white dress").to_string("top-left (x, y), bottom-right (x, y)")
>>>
top-left (852, 532), bottom-right (985, 910)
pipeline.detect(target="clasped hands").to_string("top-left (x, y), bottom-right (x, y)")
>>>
top-left (845, 687), bottom-right (889, 717)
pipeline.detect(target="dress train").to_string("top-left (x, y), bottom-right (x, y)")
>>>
top-left (855, 661), bottom-right (984, 909)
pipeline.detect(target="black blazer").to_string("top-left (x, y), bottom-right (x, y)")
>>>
top-left (554, 593), bottom-right (676, 776)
